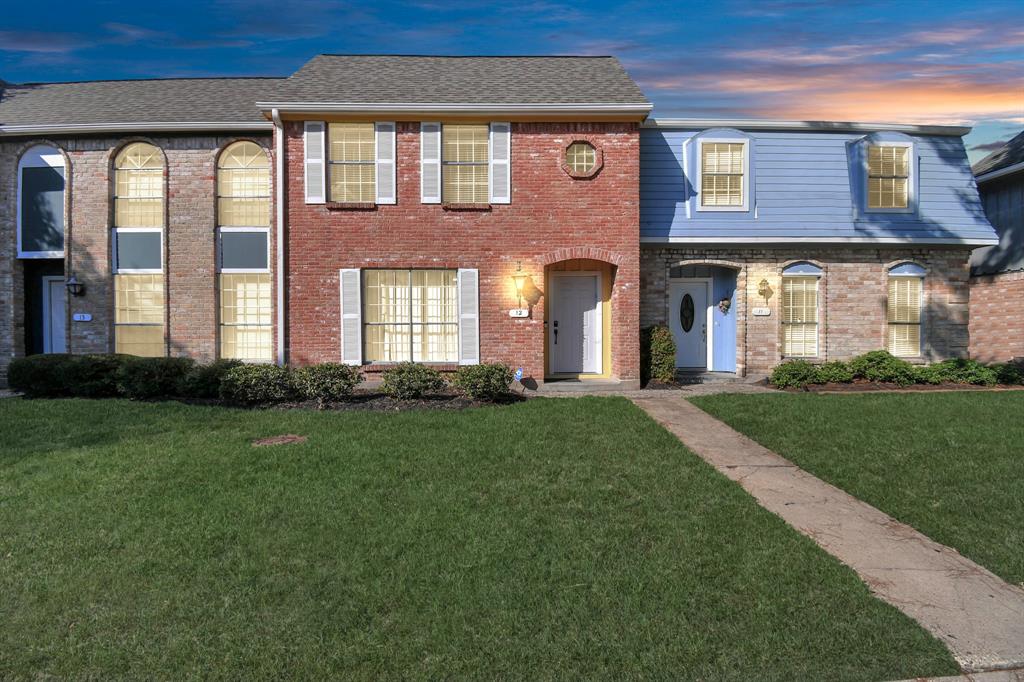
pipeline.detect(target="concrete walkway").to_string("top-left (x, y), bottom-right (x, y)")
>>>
top-left (632, 394), bottom-right (1024, 674)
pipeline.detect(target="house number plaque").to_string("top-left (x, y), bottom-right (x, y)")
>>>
top-left (752, 307), bottom-right (771, 317)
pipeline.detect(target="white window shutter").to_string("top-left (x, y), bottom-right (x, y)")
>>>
top-left (457, 268), bottom-right (479, 365)
top-left (489, 122), bottom-right (511, 204)
top-left (420, 122), bottom-right (441, 203)
top-left (339, 268), bottom-right (362, 365)
top-left (375, 122), bottom-right (396, 204)
top-left (303, 121), bottom-right (326, 204)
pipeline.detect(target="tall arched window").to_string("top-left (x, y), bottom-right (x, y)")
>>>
top-left (18, 145), bottom-right (66, 258)
top-left (888, 263), bottom-right (925, 357)
top-left (781, 262), bottom-right (822, 358)
top-left (217, 141), bottom-right (272, 362)
top-left (112, 142), bottom-right (165, 357)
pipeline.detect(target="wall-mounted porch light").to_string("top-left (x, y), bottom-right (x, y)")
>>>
top-left (65, 274), bottom-right (85, 297)
top-left (512, 261), bottom-right (529, 309)
top-left (757, 278), bottom-right (772, 305)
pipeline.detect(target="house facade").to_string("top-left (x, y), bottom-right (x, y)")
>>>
top-left (969, 131), bottom-right (1024, 363)
top-left (0, 55), bottom-right (998, 388)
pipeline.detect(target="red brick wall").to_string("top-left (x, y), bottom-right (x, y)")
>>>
top-left (969, 271), bottom-right (1024, 362)
top-left (282, 121), bottom-right (640, 383)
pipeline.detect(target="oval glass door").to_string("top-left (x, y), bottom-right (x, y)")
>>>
top-left (680, 294), bottom-right (695, 332)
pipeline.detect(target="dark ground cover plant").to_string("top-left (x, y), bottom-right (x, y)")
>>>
top-left (992, 362), bottom-right (1024, 385)
top-left (380, 362), bottom-right (446, 399)
top-left (219, 363), bottom-right (297, 405)
top-left (769, 359), bottom-right (821, 389)
top-left (913, 358), bottom-right (997, 386)
top-left (116, 357), bottom-right (196, 400)
top-left (450, 363), bottom-right (514, 401)
top-left (8, 354), bottom-right (128, 398)
top-left (641, 325), bottom-right (676, 385)
top-left (177, 359), bottom-right (243, 399)
top-left (847, 351), bottom-right (917, 386)
top-left (815, 360), bottom-right (854, 384)
top-left (292, 362), bottom-right (364, 407)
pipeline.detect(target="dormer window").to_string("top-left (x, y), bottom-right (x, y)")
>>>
top-left (698, 140), bottom-right (748, 211)
top-left (867, 144), bottom-right (911, 210)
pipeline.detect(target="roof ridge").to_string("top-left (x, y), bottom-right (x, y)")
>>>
top-left (314, 53), bottom-right (616, 59)
top-left (12, 76), bottom-right (286, 87)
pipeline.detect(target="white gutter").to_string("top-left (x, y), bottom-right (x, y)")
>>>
top-left (975, 160), bottom-right (1024, 184)
top-left (643, 118), bottom-right (971, 137)
top-left (640, 235), bottom-right (999, 246)
top-left (256, 101), bottom-right (652, 116)
top-left (272, 108), bottom-right (286, 366)
top-left (0, 121), bottom-right (274, 136)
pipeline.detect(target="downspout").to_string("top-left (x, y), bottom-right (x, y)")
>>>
top-left (272, 108), bottom-right (286, 366)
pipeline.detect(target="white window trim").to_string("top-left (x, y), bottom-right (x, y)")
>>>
top-left (695, 137), bottom-right (749, 213)
top-left (217, 226), bottom-right (271, 274)
top-left (17, 145), bottom-right (66, 259)
top-left (112, 227), bottom-right (164, 274)
top-left (864, 140), bottom-right (915, 215)
top-left (888, 271), bottom-right (925, 357)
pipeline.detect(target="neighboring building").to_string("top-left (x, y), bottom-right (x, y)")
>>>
top-left (0, 55), bottom-right (999, 387)
top-left (640, 120), bottom-right (996, 375)
top-left (969, 130), bottom-right (1024, 363)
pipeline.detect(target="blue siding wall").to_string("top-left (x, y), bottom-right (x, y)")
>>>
top-left (640, 127), bottom-right (996, 243)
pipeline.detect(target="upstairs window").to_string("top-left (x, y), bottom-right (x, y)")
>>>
top-left (699, 140), bottom-right (747, 210)
top-left (868, 144), bottom-right (910, 210)
top-left (442, 124), bottom-right (489, 203)
top-left (328, 123), bottom-right (376, 203)
top-left (566, 142), bottom-right (596, 174)
top-left (887, 263), bottom-right (925, 357)
top-left (781, 262), bottom-right (821, 357)
top-left (18, 145), bottom-right (66, 258)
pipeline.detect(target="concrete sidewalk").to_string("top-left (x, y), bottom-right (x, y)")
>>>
top-left (632, 395), bottom-right (1024, 674)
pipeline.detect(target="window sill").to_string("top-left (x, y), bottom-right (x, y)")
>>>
top-left (326, 202), bottom-right (377, 211)
top-left (362, 362), bottom-right (459, 372)
top-left (443, 203), bottom-right (491, 211)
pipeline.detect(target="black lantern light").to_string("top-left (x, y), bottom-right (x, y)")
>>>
top-left (65, 275), bottom-right (85, 297)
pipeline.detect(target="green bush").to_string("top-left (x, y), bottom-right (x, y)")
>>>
top-left (177, 359), bottom-right (243, 399)
top-left (917, 358), bottom-right (997, 386)
top-left (451, 363), bottom-right (514, 401)
top-left (116, 357), bottom-right (196, 400)
top-left (7, 353), bottom-right (128, 398)
top-left (769, 360), bottom-right (821, 389)
top-left (992, 362), bottom-right (1024, 385)
top-left (815, 361), bottom-right (853, 384)
top-left (848, 351), bottom-right (917, 386)
top-left (380, 362), bottom-right (446, 400)
top-left (293, 363), bottom-right (364, 407)
top-left (641, 326), bottom-right (676, 384)
top-left (219, 364), bottom-right (296, 405)
top-left (912, 364), bottom-right (943, 385)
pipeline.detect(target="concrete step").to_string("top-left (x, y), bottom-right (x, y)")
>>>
top-left (675, 370), bottom-right (741, 385)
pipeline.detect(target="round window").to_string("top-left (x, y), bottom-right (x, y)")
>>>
top-left (565, 142), bottom-right (597, 174)
top-left (681, 294), bottom-right (695, 332)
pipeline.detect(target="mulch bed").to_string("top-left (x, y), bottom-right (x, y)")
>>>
top-left (274, 393), bottom-right (525, 412)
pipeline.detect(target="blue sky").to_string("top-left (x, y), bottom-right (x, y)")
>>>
top-left (2, 0), bottom-right (1022, 162)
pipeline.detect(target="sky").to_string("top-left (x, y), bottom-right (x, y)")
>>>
top-left (2, 0), bottom-right (1022, 164)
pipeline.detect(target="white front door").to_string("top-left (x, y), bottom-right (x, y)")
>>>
top-left (42, 276), bottom-right (67, 354)
top-left (669, 280), bottom-right (708, 369)
top-left (550, 273), bottom-right (601, 374)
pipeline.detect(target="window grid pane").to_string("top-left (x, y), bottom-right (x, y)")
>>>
top-left (220, 273), bottom-right (272, 362)
top-left (114, 143), bottom-right (164, 228)
top-left (868, 146), bottom-right (910, 209)
top-left (701, 142), bottom-right (744, 207)
top-left (328, 123), bottom-right (376, 203)
top-left (442, 124), bottom-right (489, 203)
top-left (363, 269), bottom-right (458, 363)
top-left (114, 273), bottom-right (164, 357)
top-left (566, 142), bottom-right (596, 174)
top-left (782, 276), bottom-right (818, 357)
top-left (887, 276), bottom-right (922, 356)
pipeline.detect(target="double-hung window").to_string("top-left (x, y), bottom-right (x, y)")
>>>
top-left (328, 123), bottom-right (376, 203)
top-left (113, 142), bottom-right (165, 357)
top-left (363, 269), bottom-right (459, 363)
top-left (887, 263), bottom-right (924, 357)
top-left (699, 141), bottom-right (747, 210)
top-left (217, 141), bottom-right (272, 362)
top-left (868, 144), bottom-right (910, 210)
top-left (781, 263), bottom-right (821, 357)
top-left (442, 124), bottom-right (489, 203)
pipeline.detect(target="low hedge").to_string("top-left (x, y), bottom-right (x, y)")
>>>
top-left (641, 326), bottom-right (676, 385)
top-left (8, 354), bottom-right (129, 398)
top-left (219, 364), bottom-right (296, 405)
top-left (293, 363), bottom-right (364, 407)
top-left (770, 351), bottom-right (1022, 389)
top-left (117, 357), bottom-right (196, 400)
top-left (450, 363), bottom-right (514, 401)
top-left (177, 359), bottom-right (243, 399)
top-left (380, 362), bottom-right (446, 399)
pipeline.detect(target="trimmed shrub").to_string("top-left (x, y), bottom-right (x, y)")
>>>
top-left (219, 363), bottom-right (296, 405)
top-left (177, 359), bottom-right (243, 399)
top-left (293, 363), bottom-right (364, 407)
top-left (7, 354), bottom-right (127, 398)
top-left (912, 364), bottom-right (944, 385)
top-left (641, 325), bottom-right (676, 385)
top-left (116, 357), bottom-right (196, 400)
top-left (769, 360), bottom-right (821, 389)
top-left (451, 363), bottom-right (514, 401)
top-left (380, 362), bottom-right (446, 400)
top-left (848, 351), bottom-right (917, 386)
top-left (917, 358), bottom-right (997, 386)
top-left (992, 362), bottom-right (1024, 385)
top-left (815, 361), bottom-right (853, 384)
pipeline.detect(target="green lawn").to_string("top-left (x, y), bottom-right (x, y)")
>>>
top-left (0, 397), bottom-right (955, 680)
top-left (692, 392), bottom-right (1024, 587)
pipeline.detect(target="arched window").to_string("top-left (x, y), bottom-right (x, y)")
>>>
top-left (888, 263), bottom-right (925, 357)
top-left (112, 142), bottom-right (165, 357)
top-left (781, 262), bottom-right (822, 358)
top-left (217, 141), bottom-right (272, 362)
top-left (18, 145), bottom-right (66, 258)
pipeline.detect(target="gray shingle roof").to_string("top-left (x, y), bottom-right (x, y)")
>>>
top-left (270, 55), bottom-right (649, 105)
top-left (972, 129), bottom-right (1024, 177)
top-left (0, 77), bottom-right (282, 128)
